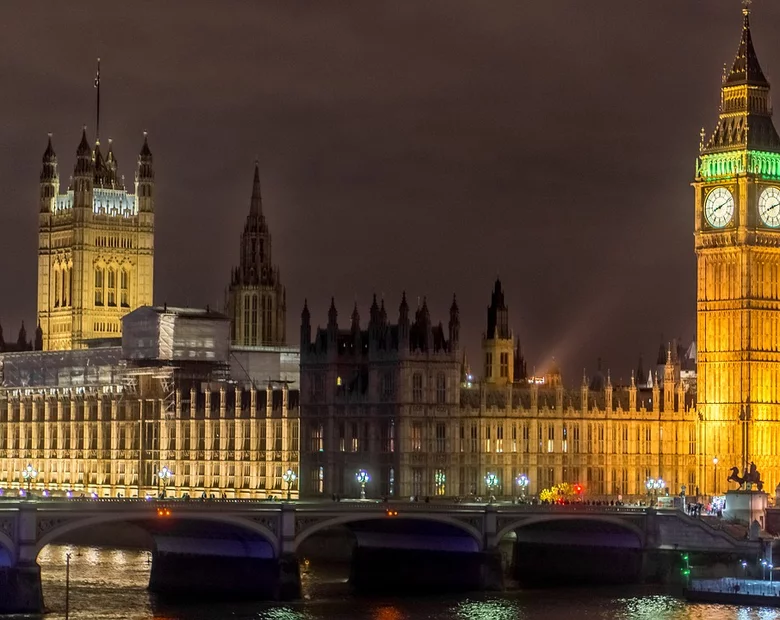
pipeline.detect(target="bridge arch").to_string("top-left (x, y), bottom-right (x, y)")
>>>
top-left (293, 513), bottom-right (484, 553)
top-left (34, 512), bottom-right (280, 559)
top-left (496, 514), bottom-right (646, 548)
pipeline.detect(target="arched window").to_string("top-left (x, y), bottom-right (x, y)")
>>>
top-left (250, 294), bottom-right (258, 345)
top-left (436, 372), bottom-right (446, 404)
top-left (54, 267), bottom-right (61, 307)
top-left (120, 269), bottom-right (129, 307)
top-left (61, 267), bottom-right (68, 307)
top-left (243, 296), bottom-right (250, 345)
top-left (107, 268), bottom-right (116, 306)
top-left (412, 373), bottom-right (423, 403)
top-left (94, 267), bottom-right (104, 306)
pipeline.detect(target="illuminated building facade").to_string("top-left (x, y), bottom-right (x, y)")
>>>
top-left (37, 130), bottom-right (155, 351)
top-left (0, 307), bottom-right (299, 498)
top-left (225, 163), bottom-right (286, 347)
top-left (299, 286), bottom-right (698, 499)
top-left (695, 6), bottom-right (780, 492)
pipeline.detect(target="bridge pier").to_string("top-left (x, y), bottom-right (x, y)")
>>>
top-left (148, 550), bottom-right (300, 601)
top-left (0, 564), bottom-right (43, 614)
top-left (349, 547), bottom-right (502, 593)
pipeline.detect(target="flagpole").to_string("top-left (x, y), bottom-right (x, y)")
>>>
top-left (95, 58), bottom-right (101, 142)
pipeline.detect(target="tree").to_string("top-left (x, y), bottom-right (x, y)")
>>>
top-left (539, 482), bottom-right (576, 503)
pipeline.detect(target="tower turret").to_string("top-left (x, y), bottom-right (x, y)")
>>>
top-left (136, 132), bottom-right (154, 213)
top-left (398, 292), bottom-right (410, 350)
top-left (482, 279), bottom-right (514, 384)
top-left (39, 134), bottom-right (58, 212)
top-left (448, 294), bottom-right (460, 351)
top-left (225, 161), bottom-right (286, 346)
top-left (73, 127), bottom-right (94, 208)
top-left (301, 299), bottom-right (311, 348)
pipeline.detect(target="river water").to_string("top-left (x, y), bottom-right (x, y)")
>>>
top-left (32, 545), bottom-right (780, 620)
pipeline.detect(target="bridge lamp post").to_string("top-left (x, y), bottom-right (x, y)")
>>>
top-left (157, 466), bottom-right (173, 498)
top-left (485, 472), bottom-right (499, 502)
top-left (282, 469), bottom-right (297, 501)
top-left (21, 465), bottom-right (38, 494)
top-left (356, 469), bottom-right (370, 500)
top-left (515, 474), bottom-right (529, 502)
top-left (762, 559), bottom-right (768, 581)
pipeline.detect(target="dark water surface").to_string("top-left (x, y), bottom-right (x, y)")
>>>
top-left (30, 545), bottom-right (780, 620)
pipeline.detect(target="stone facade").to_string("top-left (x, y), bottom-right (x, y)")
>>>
top-left (37, 130), bottom-right (154, 350)
top-left (299, 287), bottom-right (699, 500)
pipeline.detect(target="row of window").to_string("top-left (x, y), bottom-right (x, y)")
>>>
top-left (485, 352), bottom-right (510, 378)
top-left (240, 294), bottom-right (275, 345)
top-left (53, 265), bottom-right (73, 308)
top-left (94, 266), bottom-right (129, 307)
top-left (95, 236), bottom-right (133, 249)
top-left (308, 371), bottom-right (449, 404)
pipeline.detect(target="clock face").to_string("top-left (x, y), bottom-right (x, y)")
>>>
top-left (704, 187), bottom-right (735, 228)
top-left (759, 187), bottom-right (780, 228)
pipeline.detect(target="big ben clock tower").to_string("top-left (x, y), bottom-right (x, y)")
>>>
top-left (695, 3), bottom-right (780, 494)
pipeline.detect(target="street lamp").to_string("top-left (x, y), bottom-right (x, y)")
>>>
top-left (21, 465), bottom-right (38, 494)
top-left (282, 468), bottom-right (297, 501)
top-left (713, 457), bottom-right (719, 495)
top-left (356, 469), bottom-right (370, 500)
top-left (157, 466), bottom-right (173, 498)
top-left (770, 563), bottom-right (775, 584)
top-left (645, 477), bottom-right (665, 504)
top-left (434, 470), bottom-right (446, 496)
top-left (485, 472), bottom-right (499, 502)
top-left (741, 560), bottom-right (748, 578)
top-left (515, 474), bottom-right (529, 502)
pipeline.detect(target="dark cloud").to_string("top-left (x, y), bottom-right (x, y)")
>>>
top-left (0, 0), bottom-right (775, 381)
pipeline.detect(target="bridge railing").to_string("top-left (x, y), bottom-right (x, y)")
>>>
top-left (0, 496), bottom-right (651, 515)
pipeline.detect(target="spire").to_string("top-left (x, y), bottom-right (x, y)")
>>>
top-left (76, 126), bottom-right (91, 156)
top-left (250, 161), bottom-right (263, 216)
top-left (399, 291), bottom-right (409, 322)
top-left (43, 134), bottom-right (56, 162)
top-left (702, 3), bottom-right (780, 154)
top-left (301, 298), bottom-right (310, 322)
top-left (725, 3), bottom-right (768, 87)
top-left (328, 297), bottom-right (338, 327)
top-left (40, 134), bottom-right (57, 183)
top-left (139, 132), bottom-right (152, 159)
top-left (74, 126), bottom-right (93, 179)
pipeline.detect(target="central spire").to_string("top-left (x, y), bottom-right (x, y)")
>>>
top-left (250, 161), bottom-right (262, 216)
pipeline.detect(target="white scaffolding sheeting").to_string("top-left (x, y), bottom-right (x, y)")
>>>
top-left (123, 306), bottom-right (230, 363)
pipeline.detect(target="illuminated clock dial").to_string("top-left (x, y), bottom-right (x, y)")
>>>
top-left (759, 187), bottom-right (780, 228)
top-left (704, 187), bottom-right (735, 228)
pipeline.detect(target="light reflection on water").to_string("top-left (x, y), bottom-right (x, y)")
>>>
top-left (34, 545), bottom-right (780, 620)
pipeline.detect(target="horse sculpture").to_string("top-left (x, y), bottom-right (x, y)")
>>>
top-left (727, 462), bottom-right (764, 491)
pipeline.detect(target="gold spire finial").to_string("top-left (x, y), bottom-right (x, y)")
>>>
top-left (743, 0), bottom-right (752, 16)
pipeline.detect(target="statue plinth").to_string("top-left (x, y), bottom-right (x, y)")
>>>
top-left (723, 489), bottom-right (767, 527)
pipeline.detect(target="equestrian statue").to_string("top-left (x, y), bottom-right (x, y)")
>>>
top-left (727, 462), bottom-right (764, 492)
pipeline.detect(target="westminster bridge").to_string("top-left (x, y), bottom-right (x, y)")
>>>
top-left (0, 498), bottom-right (764, 613)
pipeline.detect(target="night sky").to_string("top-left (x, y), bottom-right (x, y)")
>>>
top-left (1, 1), bottom-right (777, 383)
